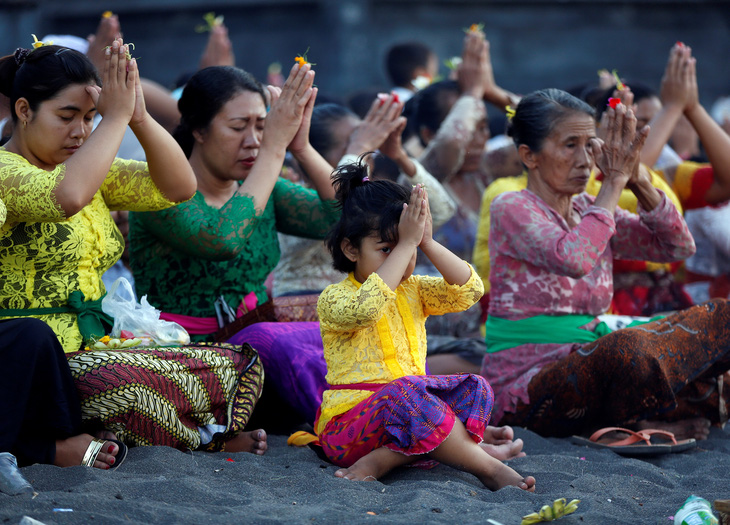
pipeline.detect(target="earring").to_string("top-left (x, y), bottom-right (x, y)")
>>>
top-left (22, 120), bottom-right (27, 129)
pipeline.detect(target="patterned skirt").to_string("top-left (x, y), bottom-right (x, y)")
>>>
top-left (497, 299), bottom-right (730, 436)
top-left (67, 342), bottom-right (263, 451)
top-left (317, 374), bottom-right (493, 467)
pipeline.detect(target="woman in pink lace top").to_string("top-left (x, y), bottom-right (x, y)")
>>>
top-left (482, 88), bottom-right (730, 442)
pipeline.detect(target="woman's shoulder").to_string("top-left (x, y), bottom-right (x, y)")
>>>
top-left (491, 188), bottom-right (535, 211)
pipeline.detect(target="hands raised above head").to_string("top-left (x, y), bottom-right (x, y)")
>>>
top-left (457, 30), bottom-right (488, 99)
top-left (661, 42), bottom-right (698, 113)
top-left (262, 62), bottom-right (315, 151)
top-left (86, 37), bottom-right (137, 125)
top-left (346, 93), bottom-right (405, 155)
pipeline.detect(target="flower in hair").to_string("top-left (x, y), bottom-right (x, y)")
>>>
top-left (31, 34), bottom-right (53, 49)
top-left (607, 97), bottom-right (621, 109)
top-left (611, 69), bottom-right (625, 91)
top-left (505, 105), bottom-right (516, 121)
top-left (362, 176), bottom-right (370, 183)
top-left (295, 47), bottom-right (315, 68)
top-left (195, 12), bottom-right (224, 33)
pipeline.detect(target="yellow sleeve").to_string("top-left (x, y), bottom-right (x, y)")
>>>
top-left (473, 174), bottom-right (528, 293)
top-left (101, 157), bottom-right (181, 212)
top-left (418, 263), bottom-right (484, 316)
top-left (585, 166), bottom-right (683, 215)
top-left (0, 149), bottom-right (65, 223)
top-left (317, 273), bottom-right (396, 332)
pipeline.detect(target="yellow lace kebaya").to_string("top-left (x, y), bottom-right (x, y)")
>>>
top-left (0, 148), bottom-right (180, 353)
top-left (315, 264), bottom-right (483, 434)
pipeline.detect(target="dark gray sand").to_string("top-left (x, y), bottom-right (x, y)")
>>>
top-left (2, 426), bottom-right (728, 525)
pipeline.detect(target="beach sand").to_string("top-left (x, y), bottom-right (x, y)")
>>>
top-left (1, 426), bottom-right (728, 524)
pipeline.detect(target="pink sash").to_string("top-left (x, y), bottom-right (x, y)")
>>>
top-left (160, 292), bottom-right (258, 335)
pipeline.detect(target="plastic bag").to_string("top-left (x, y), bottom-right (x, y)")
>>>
top-left (101, 277), bottom-right (190, 345)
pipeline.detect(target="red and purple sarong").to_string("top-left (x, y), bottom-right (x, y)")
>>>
top-left (317, 374), bottom-right (493, 467)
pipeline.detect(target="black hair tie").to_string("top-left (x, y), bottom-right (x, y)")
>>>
top-left (13, 48), bottom-right (30, 66)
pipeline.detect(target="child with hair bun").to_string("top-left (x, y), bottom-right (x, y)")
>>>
top-left (314, 157), bottom-right (535, 491)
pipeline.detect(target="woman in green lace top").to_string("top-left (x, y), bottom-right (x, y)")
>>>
top-left (129, 64), bottom-right (338, 338)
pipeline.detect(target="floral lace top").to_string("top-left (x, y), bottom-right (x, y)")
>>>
top-left (129, 177), bottom-right (339, 323)
top-left (0, 148), bottom-right (178, 353)
top-left (315, 265), bottom-right (483, 434)
top-left (488, 189), bottom-right (695, 320)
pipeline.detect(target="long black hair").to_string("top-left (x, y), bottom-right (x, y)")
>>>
top-left (0, 45), bottom-right (100, 122)
top-left (173, 66), bottom-right (266, 158)
top-left (326, 155), bottom-right (410, 273)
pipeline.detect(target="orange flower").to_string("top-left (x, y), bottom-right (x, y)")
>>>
top-left (295, 47), bottom-right (315, 67)
top-left (465, 23), bottom-right (485, 34)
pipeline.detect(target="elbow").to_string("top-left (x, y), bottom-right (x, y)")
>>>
top-left (169, 167), bottom-right (198, 203)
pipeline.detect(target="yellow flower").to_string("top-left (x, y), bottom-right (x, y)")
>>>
top-left (611, 69), bottom-right (625, 91)
top-left (505, 105), bottom-right (516, 121)
top-left (100, 335), bottom-right (111, 343)
top-left (102, 11), bottom-right (113, 18)
top-left (31, 34), bottom-right (52, 49)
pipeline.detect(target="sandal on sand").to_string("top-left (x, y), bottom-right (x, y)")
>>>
top-left (570, 427), bottom-right (696, 457)
top-left (82, 438), bottom-right (128, 470)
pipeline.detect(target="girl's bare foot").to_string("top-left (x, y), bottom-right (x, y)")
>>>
top-left (55, 434), bottom-right (119, 469)
top-left (636, 417), bottom-right (711, 441)
top-left (480, 439), bottom-right (526, 461)
top-left (334, 447), bottom-right (413, 481)
top-left (484, 425), bottom-right (514, 445)
top-left (225, 429), bottom-right (268, 455)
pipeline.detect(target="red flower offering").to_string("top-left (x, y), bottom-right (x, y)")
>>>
top-left (608, 97), bottom-right (621, 109)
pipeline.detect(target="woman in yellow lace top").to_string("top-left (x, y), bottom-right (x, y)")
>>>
top-left (313, 160), bottom-right (535, 492)
top-left (0, 38), bottom-right (270, 455)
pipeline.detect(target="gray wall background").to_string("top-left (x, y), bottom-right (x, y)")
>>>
top-left (1, 0), bottom-right (729, 107)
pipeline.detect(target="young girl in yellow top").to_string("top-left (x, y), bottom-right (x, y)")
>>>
top-left (315, 159), bottom-right (535, 491)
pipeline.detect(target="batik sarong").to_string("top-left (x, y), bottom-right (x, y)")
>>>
top-left (499, 299), bottom-right (730, 436)
top-left (67, 342), bottom-right (263, 451)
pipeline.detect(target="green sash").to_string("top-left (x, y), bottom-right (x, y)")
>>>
top-left (485, 314), bottom-right (658, 353)
top-left (0, 291), bottom-right (113, 341)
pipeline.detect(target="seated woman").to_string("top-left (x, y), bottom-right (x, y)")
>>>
top-left (482, 88), bottom-right (730, 441)
top-left (0, 38), bottom-right (265, 454)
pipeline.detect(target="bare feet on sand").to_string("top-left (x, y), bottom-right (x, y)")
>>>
top-left (334, 421), bottom-right (536, 492)
top-left (636, 417), bottom-right (711, 441)
top-left (55, 434), bottom-right (120, 469)
top-left (225, 429), bottom-right (268, 455)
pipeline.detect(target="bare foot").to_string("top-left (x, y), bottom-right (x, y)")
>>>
top-left (476, 459), bottom-right (536, 492)
top-left (55, 434), bottom-right (119, 469)
top-left (480, 439), bottom-right (526, 461)
top-left (334, 447), bottom-right (413, 481)
top-left (484, 425), bottom-right (514, 445)
top-left (225, 429), bottom-right (268, 455)
top-left (636, 418), bottom-right (710, 441)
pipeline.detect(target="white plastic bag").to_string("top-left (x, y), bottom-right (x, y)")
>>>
top-left (101, 277), bottom-right (190, 345)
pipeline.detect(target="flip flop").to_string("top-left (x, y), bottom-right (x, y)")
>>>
top-left (571, 427), bottom-right (696, 457)
top-left (81, 438), bottom-right (128, 470)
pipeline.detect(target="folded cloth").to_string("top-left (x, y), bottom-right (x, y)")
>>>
top-left (0, 453), bottom-right (33, 495)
